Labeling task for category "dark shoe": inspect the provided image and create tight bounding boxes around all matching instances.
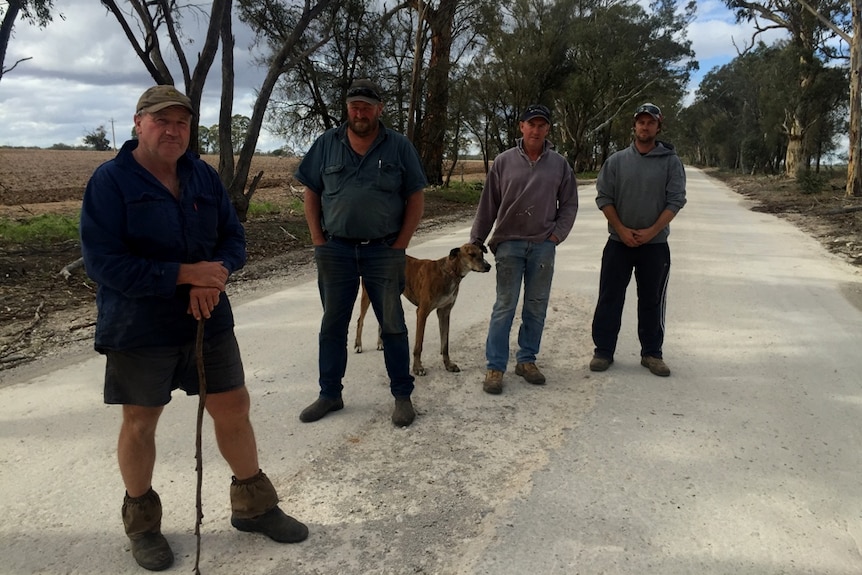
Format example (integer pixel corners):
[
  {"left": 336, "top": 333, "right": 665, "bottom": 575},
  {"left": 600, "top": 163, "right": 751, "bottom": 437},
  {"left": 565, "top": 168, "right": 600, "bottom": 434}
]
[
  {"left": 122, "top": 489, "right": 173, "bottom": 571},
  {"left": 392, "top": 397, "right": 415, "bottom": 427},
  {"left": 641, "top": 355, "right": 671, "bottom": 377},
  {"left": 589, "top": 356, "right": 612, "bottom": 372},
  {"left": 232, "top": 506, "right": 309, "bottom": 543},
  {"left": 299, "top": 396, "right": 344, "bottom": 422},
  {"left": 515, "top": 362, "right": 546, "bottom": 385},
  {"left": 483, "top": 370, "right": 503, "bottom": 394},
  {"left": 129, "top": 532, "right": 174, "bottom": 571}
]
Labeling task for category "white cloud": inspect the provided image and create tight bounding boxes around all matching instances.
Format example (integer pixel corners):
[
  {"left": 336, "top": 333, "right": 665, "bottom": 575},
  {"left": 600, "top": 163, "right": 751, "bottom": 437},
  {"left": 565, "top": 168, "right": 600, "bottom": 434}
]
[
  {"left": 0, "top": 0, "right": 276, "bottom": 150},
  {"left": 1, "top": 0, "right": 795, "bottom": 148}
]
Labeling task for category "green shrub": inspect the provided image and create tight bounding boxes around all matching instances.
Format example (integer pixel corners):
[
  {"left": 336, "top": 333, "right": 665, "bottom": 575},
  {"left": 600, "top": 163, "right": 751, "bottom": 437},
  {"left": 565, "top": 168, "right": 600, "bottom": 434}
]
[{"left": 796, "top": 171, "right": 828, "bottom": 195}]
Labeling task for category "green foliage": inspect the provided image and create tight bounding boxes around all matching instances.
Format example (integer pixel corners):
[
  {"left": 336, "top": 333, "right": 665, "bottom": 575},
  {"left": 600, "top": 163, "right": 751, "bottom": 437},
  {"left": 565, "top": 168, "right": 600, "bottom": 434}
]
[
  {"left": 796, "top": 171, "right": 828, "bottom": 195},
  {"left": 83, "top": 125, "right": 111, "bottom": 151},
  {"left": 247, "top": 200, "right": 282, "bottom": 216},
  {"left": 430, "top": 181, "right": 483, "bottom": 204},
  {"left": 0, "top": 213, "right": 79, "bottom": 245}
]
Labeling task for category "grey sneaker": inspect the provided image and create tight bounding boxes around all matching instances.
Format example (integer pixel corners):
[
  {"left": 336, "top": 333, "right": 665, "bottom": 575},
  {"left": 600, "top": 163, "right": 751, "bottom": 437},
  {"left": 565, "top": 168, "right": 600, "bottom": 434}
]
[
  {"left": 392, "top": 397, "right": 416, "bottom": 426},
  {"left": 641, "top": 356, "right": 670, "bottom": 377},
  {"left": 515, "top": 362, "right": 546, "bottom": 385},
  {"left": 589, "top": 356, "right": 612, "bottom": 372},
  {"left": 483, "top": 370, "right": 503, "bottom": 394}
]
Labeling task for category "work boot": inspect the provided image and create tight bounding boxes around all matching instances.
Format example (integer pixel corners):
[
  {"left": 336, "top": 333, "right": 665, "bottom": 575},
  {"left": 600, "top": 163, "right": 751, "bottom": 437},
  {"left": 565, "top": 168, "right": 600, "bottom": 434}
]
[
  {"left": 641, "top": 355, "right": 671, "bottom": 377},
  {"left": 515, "top": 362, "right": 546, "bottom": 385},
  {"left": 299, "top": 395, "right": 344, "bottom": 422},
  {"left": 392, "top": 396, "right": 416, "bottom": 427},
  {"left": 483, "top": 370, "right": 503, "bottom": 394},
  {"left": 122, "top": 488, "right": 174, "bottom": 571},
  {"left": 230, "top": 470, "right": 308, "bottom": 543},
  {"left": 589, "top": 356, "right": 612, "bottom": 372}
]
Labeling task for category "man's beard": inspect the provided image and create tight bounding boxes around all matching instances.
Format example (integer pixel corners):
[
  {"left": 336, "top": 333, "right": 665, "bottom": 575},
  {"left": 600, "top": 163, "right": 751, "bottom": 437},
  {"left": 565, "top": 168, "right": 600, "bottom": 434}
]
[{"left": 349, "top": 117, "right": 376, "bottom": 137}]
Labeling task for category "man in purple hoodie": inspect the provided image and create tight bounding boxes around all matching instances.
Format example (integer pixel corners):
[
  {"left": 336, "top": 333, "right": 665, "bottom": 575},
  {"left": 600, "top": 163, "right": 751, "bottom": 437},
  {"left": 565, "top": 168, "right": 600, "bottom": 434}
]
[{"left": 470, "top": 104, "right": 579, "bottom": 394}]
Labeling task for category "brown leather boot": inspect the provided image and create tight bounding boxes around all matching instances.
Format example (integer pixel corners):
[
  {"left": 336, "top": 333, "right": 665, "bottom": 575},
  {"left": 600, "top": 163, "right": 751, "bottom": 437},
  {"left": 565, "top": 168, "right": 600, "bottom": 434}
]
[
  {"left": 230, "top": 470, "right": 308, "bottom": 543},
  {"left": 122, "top": 488, "right": 174, "bottom": 571}
]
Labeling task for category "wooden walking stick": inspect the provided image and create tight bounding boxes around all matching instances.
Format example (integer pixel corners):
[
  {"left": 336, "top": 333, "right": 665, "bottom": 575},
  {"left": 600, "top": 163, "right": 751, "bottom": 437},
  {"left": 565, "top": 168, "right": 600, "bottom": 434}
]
[{"left": 193, "top": 317, "right": 207, "bottom": 575}]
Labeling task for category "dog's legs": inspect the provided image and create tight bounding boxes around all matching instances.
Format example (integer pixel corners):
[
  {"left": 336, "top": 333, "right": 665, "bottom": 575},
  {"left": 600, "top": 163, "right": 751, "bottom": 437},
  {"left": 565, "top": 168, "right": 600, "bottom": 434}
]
[
  {"left": 437, "top": 304, "right": 459, "bottom": 372},
  {"left": 412, "top": 306, "right": 432, "bottom": 376},
  {"left": 354, "top": 285, "right": 371, "bottom": 353}
]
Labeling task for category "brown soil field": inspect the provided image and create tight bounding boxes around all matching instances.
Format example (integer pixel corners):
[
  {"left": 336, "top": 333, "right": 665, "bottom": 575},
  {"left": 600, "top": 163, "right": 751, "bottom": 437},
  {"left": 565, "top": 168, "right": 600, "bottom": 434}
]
[{"left": 0, "top": 148, "right": 860, "bottom": 373}]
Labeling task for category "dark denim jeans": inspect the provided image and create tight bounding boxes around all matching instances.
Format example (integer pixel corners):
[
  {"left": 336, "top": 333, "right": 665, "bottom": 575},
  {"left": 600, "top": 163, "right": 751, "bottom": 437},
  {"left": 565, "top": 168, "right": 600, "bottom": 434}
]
[
  {"left": 313, "top": 238, "right": 414, "bottom": 399},
  {"left": 591, "top": 239, "right": 670, "bottom": 360},
  {"left": 485, "top": 239, "right": 556, "bottom": 371}
]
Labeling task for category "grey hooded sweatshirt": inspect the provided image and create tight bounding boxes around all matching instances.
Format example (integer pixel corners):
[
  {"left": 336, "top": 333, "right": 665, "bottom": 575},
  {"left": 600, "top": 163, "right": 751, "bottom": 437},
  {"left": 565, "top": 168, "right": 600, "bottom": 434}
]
[{"left": 595, "top": 141, "right": 687, "bottom": 244}]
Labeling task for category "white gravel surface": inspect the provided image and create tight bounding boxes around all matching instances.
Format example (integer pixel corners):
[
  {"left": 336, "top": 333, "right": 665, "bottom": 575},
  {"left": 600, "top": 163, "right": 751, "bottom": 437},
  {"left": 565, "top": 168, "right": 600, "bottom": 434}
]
[{"left": 1, "top": 167, "right": 861, "bottom": 574}]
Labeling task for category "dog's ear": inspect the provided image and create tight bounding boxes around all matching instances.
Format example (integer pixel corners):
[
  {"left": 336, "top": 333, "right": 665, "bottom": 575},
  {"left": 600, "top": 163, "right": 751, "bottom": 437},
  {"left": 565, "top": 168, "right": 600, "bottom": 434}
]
[{"left": 449, "top": 247, "right": 460, "bottom": 259}]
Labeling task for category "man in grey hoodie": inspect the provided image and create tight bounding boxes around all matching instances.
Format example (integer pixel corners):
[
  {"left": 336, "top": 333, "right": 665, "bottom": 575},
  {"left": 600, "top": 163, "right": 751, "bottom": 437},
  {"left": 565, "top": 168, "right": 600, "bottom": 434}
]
[
  {"left": 470, "top": 104, "right": 579, "bottom": 394},
  {"left": 589, "top": 103, "right": 687, "bottom": 376}
]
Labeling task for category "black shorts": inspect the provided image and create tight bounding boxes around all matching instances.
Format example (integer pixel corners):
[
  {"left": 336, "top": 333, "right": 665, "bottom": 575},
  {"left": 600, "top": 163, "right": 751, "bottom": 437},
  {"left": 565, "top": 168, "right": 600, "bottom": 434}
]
[{"left": 103, "top": 330, "right": 245, "bottom": 407}]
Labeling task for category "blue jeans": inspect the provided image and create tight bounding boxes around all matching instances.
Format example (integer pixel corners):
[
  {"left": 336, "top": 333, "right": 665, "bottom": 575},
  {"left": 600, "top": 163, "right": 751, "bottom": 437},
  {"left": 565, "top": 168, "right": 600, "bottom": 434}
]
[
  {"left": 314, "top": 238, "right": 414, "bottom": 399},
  {"left": 486, "top": 240, "right": 556, "bottom": 372}
]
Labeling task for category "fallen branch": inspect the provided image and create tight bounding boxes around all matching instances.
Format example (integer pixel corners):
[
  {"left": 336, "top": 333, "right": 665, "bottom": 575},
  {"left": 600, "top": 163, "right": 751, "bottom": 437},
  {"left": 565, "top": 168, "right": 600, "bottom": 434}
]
[
  {"left": 822, "top": 205, "right": 862, "bottom": 216},
  {"left": 59, "top": 257, "right": 84, "bottom": 280}
]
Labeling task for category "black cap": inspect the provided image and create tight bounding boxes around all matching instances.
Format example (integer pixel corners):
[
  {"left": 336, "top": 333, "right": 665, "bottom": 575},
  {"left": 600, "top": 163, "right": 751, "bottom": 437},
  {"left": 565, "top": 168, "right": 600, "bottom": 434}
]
[
  {"left": 520, "top": 104, "right": 551, "bottom": 123},
  {"left": 346, "top": 79, "right": 383, "bottom": 104}
]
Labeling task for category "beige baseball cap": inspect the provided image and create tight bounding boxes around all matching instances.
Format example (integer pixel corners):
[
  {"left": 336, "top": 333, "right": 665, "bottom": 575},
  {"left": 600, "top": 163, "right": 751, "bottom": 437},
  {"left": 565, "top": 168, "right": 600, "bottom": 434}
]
[{"left": 136, "top": 85, "right": 194, "bottom": 115}]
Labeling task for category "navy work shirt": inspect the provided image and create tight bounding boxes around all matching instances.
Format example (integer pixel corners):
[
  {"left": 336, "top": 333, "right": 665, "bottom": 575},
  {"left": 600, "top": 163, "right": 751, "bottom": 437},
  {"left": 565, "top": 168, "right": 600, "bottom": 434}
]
[{"left": 80, "top": 140, "right": 246, "bottom": 351}]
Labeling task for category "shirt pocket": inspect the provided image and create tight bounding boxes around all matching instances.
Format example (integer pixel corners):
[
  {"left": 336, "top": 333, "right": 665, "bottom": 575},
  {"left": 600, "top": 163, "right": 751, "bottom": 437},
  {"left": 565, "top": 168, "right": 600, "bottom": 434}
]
[
  {"left": 376, "top": 161, "right": 404, "bottom": 194},
  {"left": 322, "top": 164, "right": 345, "bottom": 194},
  {"left": 126, "top": 193, "right": 178, "bottom": 252}
]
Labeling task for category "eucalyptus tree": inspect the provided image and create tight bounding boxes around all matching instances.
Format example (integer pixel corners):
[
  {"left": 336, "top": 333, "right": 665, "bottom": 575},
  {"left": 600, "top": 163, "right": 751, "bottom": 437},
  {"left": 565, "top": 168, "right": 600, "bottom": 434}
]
[
  {"left": 553, "top": 0, "right": 696, "bottom": 171},
  {"left": 102, "top": 0, "right": 340, "bottom": 220},
  {"left": 724, "top": 0, "right": 851, "bottom": 177},
  {"left": 259, "top": 0, "right": 384, "bottom": 152},
  {"left": 0, "top": 0, "right": 61, "bottom": 83},
  {"left": 681, "top": 43, "right": 798, "bottom": 172}
]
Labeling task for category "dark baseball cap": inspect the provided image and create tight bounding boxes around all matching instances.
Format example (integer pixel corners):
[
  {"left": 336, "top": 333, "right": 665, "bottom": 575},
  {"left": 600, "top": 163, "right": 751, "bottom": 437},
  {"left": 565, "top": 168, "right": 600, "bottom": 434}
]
[
  {"left": 634, "top": 102, "right": 662, "bottom": 122},
  {"left": 520, "top": 104, "right": 551, "bottom": 123},
  {"left": 136, "top": 85, "right": 194, "bottom": 115},
  {"left": 346, "top": 79, "right": 383, "bottom": 104}
]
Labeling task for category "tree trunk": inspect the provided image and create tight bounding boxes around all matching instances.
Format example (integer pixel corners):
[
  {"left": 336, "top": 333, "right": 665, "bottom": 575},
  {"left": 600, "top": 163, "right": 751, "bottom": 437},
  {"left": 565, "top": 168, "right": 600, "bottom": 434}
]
[
  {"left": 848, "top": 0, "right": 862, "bottom": 198},
  {"left": 0, "top": 1, "right": 22, "bottom": 83},
  {"left": 414, "top": 0, "right": 456, "bottom": 186}
]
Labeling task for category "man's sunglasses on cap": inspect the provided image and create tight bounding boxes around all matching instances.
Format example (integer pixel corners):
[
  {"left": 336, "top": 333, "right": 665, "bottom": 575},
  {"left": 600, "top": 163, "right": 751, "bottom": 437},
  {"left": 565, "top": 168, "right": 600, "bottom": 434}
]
[
  {"left": 347, "top": 86, "right": 381, "bottom": 101},
  {"left": 634, "top": 103, "right": 662, "bottom": 120}
]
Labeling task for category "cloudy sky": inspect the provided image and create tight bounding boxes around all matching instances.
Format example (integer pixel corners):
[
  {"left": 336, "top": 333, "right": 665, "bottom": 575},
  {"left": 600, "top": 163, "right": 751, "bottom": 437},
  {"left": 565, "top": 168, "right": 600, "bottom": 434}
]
[{"left": 0, "top": 0, "right": 784, "bottom": 151}]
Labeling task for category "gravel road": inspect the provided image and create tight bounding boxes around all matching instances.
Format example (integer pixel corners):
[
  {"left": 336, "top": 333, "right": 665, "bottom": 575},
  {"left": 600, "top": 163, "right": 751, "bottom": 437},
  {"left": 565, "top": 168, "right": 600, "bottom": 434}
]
[{"left": 2, "top": 167, "right": 861, "bottom": 574}]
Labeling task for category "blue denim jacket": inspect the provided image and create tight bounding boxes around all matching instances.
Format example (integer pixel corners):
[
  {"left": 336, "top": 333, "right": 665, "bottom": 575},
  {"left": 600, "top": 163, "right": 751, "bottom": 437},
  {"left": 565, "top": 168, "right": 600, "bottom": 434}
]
[{"left": 80, "top": 140, "right": 246, "bottom": 351}]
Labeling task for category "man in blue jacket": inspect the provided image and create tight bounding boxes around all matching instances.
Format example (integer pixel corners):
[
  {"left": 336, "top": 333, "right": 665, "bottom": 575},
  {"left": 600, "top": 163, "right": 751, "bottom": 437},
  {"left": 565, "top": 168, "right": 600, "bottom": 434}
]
[
  {"left": 589, "top": 103, "right": 687, "bottom": 376},
  {"left": 80, "top": 85, "right": 307, "bottom": 571}
]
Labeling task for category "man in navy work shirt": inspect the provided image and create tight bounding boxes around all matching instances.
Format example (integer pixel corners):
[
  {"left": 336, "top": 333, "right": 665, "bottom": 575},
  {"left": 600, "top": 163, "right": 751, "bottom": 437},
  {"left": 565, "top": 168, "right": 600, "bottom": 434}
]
[
  {"left": 295, "top": 78, "right": 427, "bottom": 427},
  {"left": 80, "top": 85, "right": 308, "bottom": 571}
]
